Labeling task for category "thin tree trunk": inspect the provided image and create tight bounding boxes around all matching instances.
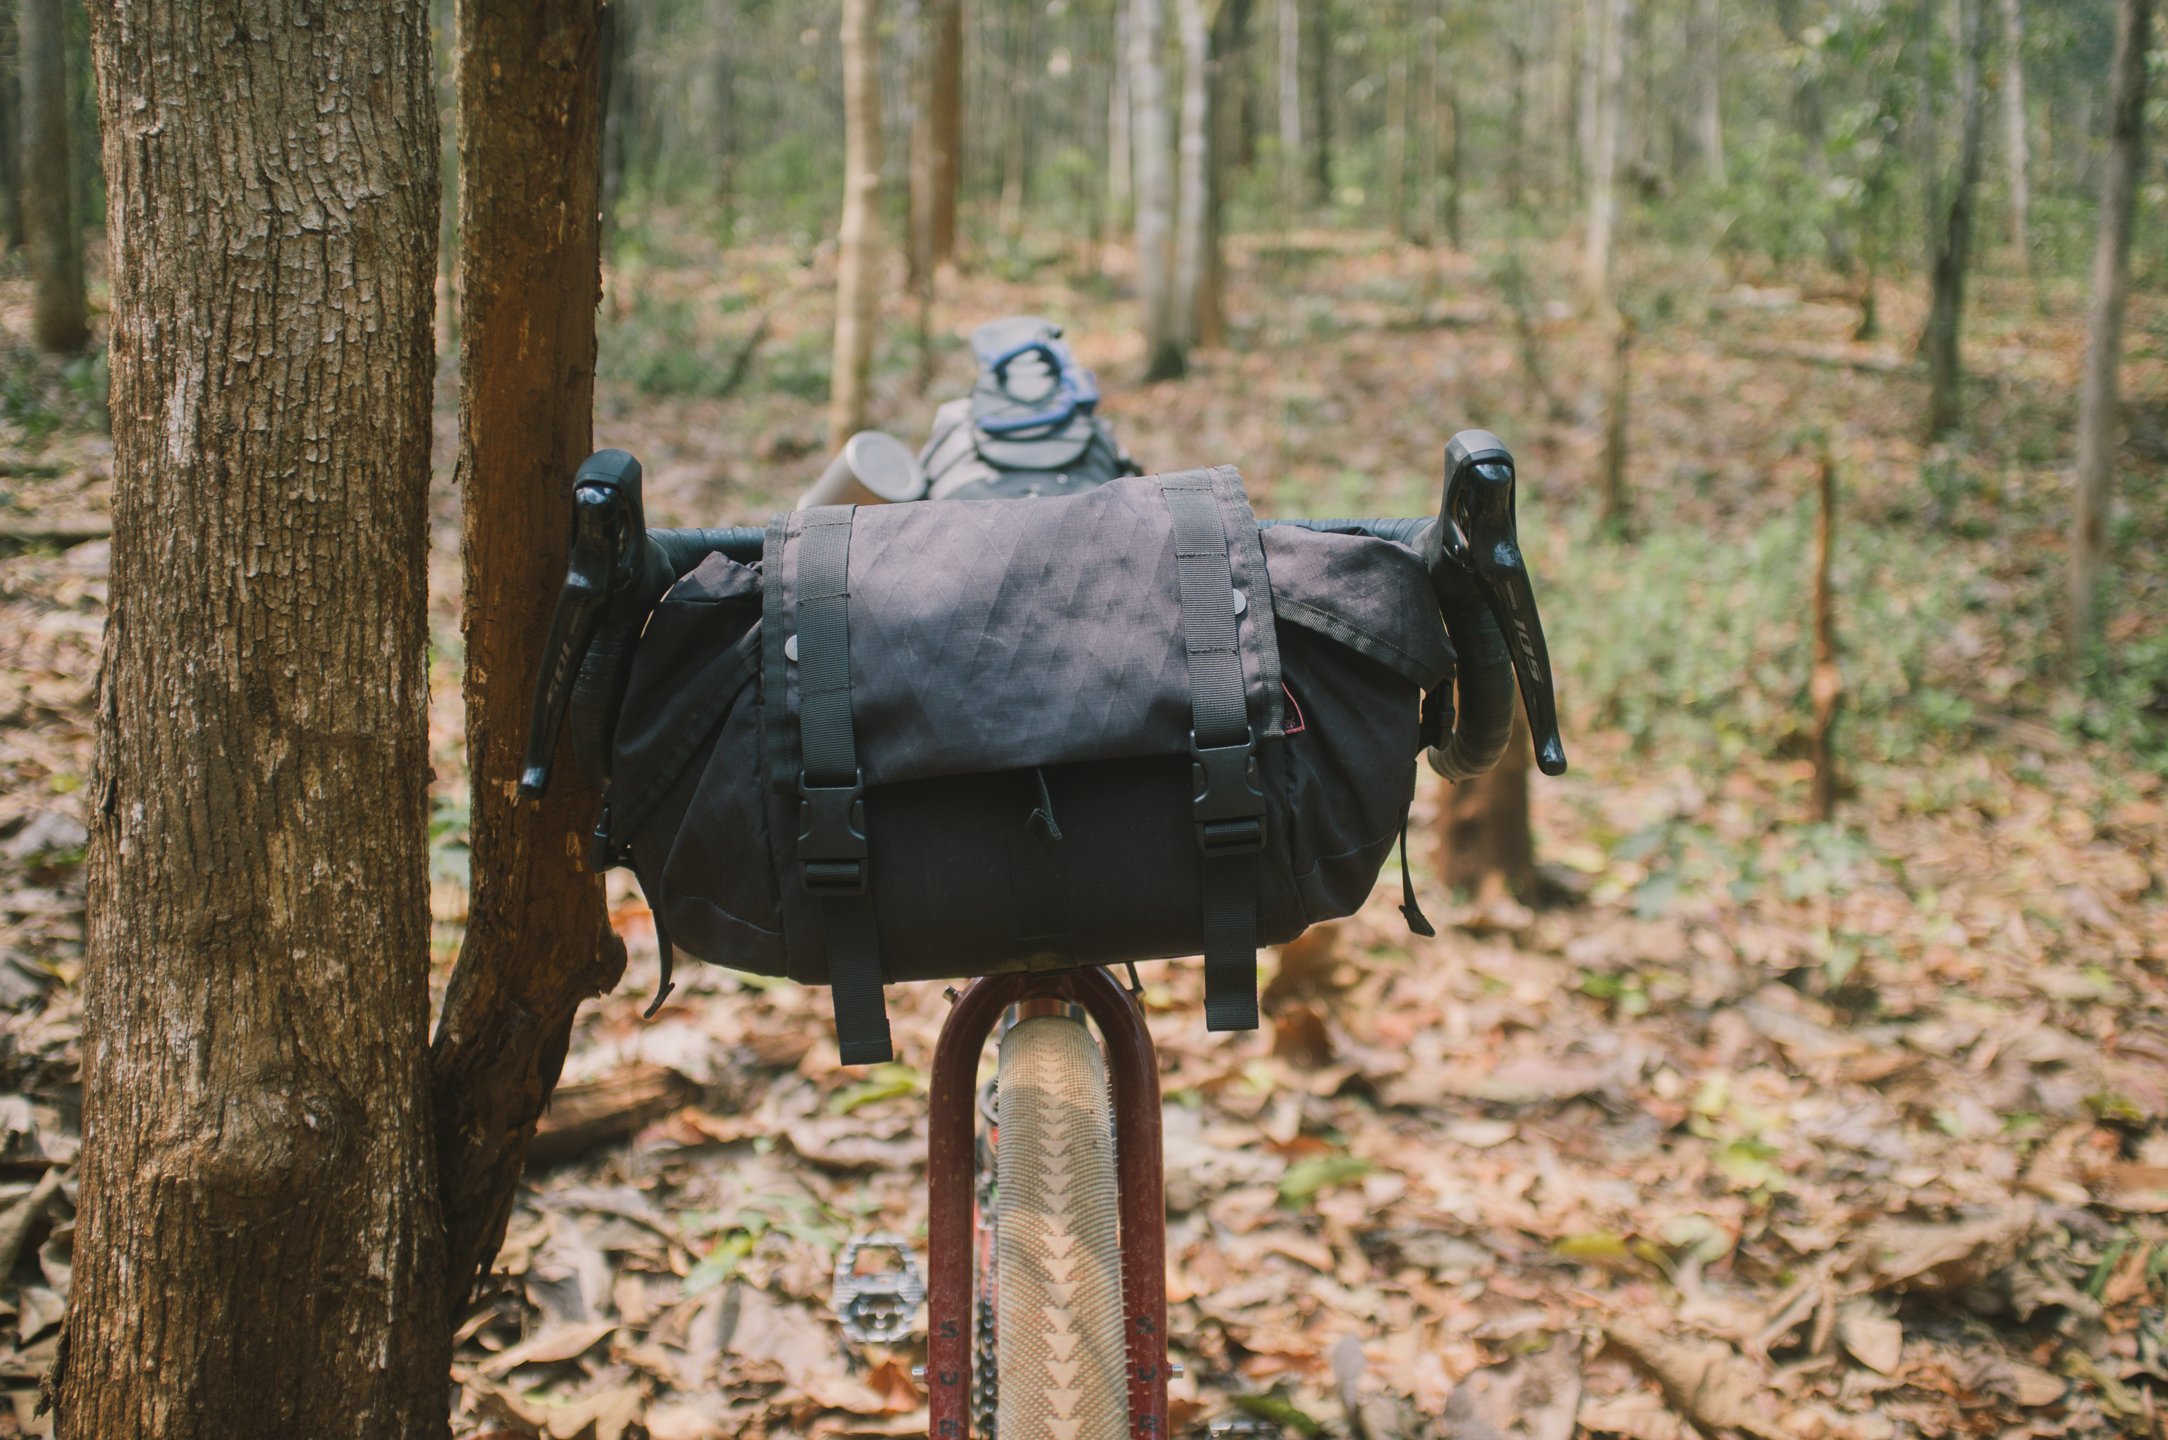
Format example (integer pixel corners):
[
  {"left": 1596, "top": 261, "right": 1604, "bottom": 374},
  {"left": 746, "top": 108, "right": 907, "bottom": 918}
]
[
  {"left": 1386, "top": 3, "right": 1408, "bottom": 238},
  {"left": 1601, "top": 310, "right": 1634, "bottom": 530},
  {"left": 1133, "top": 0, "right": 1180, "bottom": 380},
  {"left": 63, "top": 0, "right": 448, "bottom": 1432},
  {"left": 1435, "top": 707, "right": 1536, "bottom": 904},
  {"left": 1170, "top": 0, "right": 1208, "bottom": 356},
  {"left": 830, "top": 0, "right": 882, "bottom": 445},
  {"left": 714, "top": 0, "right": 737, "bottom": 244},
  {"left": 1416, "top": 0, "right": 1439, "bottom": 245},
  {"left": 912, "top": 0, "right": 960, "bottom": 279},
  {"left": 1809, "top": 440, "right": 1841, "bottom": 822},
  {"left": 1506, "top": 33, "right": 1527, "bottom": 216},
  {"left": 20, "top": 0, "right": 85, "bottom": 352},
  {"left": 1696, "top": 0, "right": 1722, "bottom": 184},
  {"left": 1307, "top": 0, "right": 1329, "bottom": 203},
  {"left": 1999, "top": 0, "right": 2031, "bottom": 279},
  {"left": 928, "top": 0, "right": 960, "bottom": 264},
  {"left": 1198, "top": 0, "right": 1248, "bottom": 347},
  {"left": 998, "top": 0, "right": 1031, "bottom": 243},
  {"left": 1922, "top": 0, "right": 1989, "bottom": 442},
  {"left": 0, "top": 4, "right": 23, "bottom": 254},
  {"left": 1583, "top": 0, "right": 1627, "bottom": 313},
  {"left": 431, "top": 0, "right": 622, "bottom": 1314},
  {"left": 1276, "top": 0, "right": 1300, "bottom": 212},
  {"left": 1108, "top": 1, "right": 1134, "bottom": 253},
  {"left": 2068, "top": 0, "right": 2154, "bottom": 675}
]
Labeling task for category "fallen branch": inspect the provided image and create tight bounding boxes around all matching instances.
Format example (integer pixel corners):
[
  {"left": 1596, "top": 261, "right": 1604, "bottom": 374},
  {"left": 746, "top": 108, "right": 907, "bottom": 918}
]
[
  {"left": 1724, "top": 339, "right": 1914, "bottom": 375},
  {"left": 527, "top": 1063, "right": 699, "bottom": 1168},
  {"left": 716, "top": 257, "right": 829, "bottom": 399},
  {"left": 0, "top": 516, "right": 109, "bottom": 544}
]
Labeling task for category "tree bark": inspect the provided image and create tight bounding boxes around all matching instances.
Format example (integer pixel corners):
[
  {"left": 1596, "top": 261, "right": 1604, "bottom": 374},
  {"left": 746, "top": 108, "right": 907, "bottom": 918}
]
[
  {"left": 1169, "top": 0, "right": 1209, "bottom": 357},
  {"left": 1435, "top": 708, "right": 1536, "bottom": 904},
  {"left": 1582, "top": 0, "right": 1627, "bottom": 313},
  {"left": 1999, "top": 0, "right": 2031, "bottom": 275},
  {"left": 1276, "top": 0, "right": 1300, "bottom": 212},
  {"left": 0, "top": 4, "right": 23, "bottom": 254},
  {"left": 1809, "top": 441, "right": 1841, "bottom": 822},
  {"left": 2068, "top": 0, "right": 2153, "bottom": 676},
  {"left": 911, "top": 0, "right": 961, "bottom": 277},
  {"left": 1109, "top": 0, "right": 1133, "bottom": 246},
  {"left": 829, "top": 0, "right": 882, "bottom": 446},
  {"left": 1922, "top": 0, "right": 1989, "bottom": 442},
  {"left": 19, "top": 0, "right": 85, "bottom": 352},
  {"left": 1306, "top": 0, "right": 1330, "bottom": 204},
  {"left": 1601, "top": 310, "right": 1634, "bottom": 530},
  {"left": 1198, "top": 0, "right": 1248, "bottom": 347},
  {"left": 64, "top": 1, "right": 448, "bottom": 1433},
  {"left": 432, "top": 0, "right": 623, "bottom": 1315},
  {"left": 1695, "top": 0, "right": 1722, "bottom": 185},
  {"left": 1132, "top": 0, "right": 1180, "bottom": 381}
]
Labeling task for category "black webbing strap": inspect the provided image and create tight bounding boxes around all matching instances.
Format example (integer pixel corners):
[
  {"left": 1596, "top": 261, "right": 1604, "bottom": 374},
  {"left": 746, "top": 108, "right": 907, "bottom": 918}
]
[
  {"left": 1161, "top": 475, "right": 1264, "bottom": 1032},
  {"left": 793, "top": 508, "right": 892, "bottom": 1065}
]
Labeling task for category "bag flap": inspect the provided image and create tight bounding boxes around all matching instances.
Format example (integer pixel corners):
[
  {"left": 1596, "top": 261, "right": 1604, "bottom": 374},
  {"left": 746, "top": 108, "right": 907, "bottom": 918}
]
[
  {"left": 768, "top": 468, "right": 1282, "bottom": 789},
  {"left": 1259, "top": 526, "right": 1455, "bottom": 691}
]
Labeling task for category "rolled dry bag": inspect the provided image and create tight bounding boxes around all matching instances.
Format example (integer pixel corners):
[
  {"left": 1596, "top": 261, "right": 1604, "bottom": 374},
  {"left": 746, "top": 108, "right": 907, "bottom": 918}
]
[{"left": 591, "top": 468, "right": 1454, "bottom": 1063}]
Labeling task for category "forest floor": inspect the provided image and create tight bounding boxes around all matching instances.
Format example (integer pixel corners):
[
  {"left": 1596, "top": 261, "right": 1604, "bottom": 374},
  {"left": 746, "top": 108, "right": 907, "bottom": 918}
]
[{"left": 2, "top": 220, "right": 2166, "bottom": 1440}]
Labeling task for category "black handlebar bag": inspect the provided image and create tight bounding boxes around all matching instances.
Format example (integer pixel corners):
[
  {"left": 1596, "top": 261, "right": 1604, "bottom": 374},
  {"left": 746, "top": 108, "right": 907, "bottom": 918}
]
[{"left": 594, "top": 468, "right": 1454, "bottom": 1063}]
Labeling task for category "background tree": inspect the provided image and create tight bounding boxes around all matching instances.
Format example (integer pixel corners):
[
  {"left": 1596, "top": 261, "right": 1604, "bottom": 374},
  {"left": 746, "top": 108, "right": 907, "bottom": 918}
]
[
  {"left": 1582, "top": 0, "right": 1626, "bottom": 313},
  {"left": 829, "top": 0, "right": 881, "bottom": 446},
  {"left": 62, "top": 0, "right": 447, "bottom": 1431},
  {"left": 431, "top": 0, "right": 623, "bottom": 1311},
  {"left": 909, "top": 0, "right": 962, "bottom": 278},
  {"left": 0, "top": 5, "right": 23, "bottom": 255},
  {"left": 18, "top": 0, "right": 84, "bottom": 352},
  {"left": 2068, "top": 0, "right": 2153, "bottom": 677},
  {"left": 1999, "top": 0, "right": 2031, "bottom": 286},
  {"left": 1920, "top": 0, "right": 1988, "bottom": 441},
  {"left": 1133, "top": 0, "right": 1181, "bottom": 380},
  {"left": 1169, "top": 0, "right": 1210, "bottom": 365}
]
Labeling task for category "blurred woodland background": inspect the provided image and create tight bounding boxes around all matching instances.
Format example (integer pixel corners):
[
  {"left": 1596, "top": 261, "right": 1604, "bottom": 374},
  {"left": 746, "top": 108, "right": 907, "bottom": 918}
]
[{"left": 3, "top": 0, "right": 2168, "bottom": 1437}]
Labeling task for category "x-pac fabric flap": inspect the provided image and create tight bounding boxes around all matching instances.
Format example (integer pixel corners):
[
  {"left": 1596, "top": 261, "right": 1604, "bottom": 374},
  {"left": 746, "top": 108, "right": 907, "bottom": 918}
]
[{"left": 763, "top": 468, "right": 1451, "bottom": 790}]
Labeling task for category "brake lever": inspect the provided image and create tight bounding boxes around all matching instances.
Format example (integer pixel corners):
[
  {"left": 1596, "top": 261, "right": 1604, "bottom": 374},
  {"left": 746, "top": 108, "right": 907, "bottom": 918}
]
[
  {"left": 1438, "top": 430, "right": 1568, "bottom": 777},
  {"left": 518, "top": 450, "right": 648, "bottom": 799}
]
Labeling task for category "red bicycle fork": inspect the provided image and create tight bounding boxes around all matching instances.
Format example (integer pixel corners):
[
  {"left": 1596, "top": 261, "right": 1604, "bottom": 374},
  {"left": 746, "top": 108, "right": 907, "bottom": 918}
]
[{"left": 926, "top": 968, "right": 1171, "bottom": 1440}]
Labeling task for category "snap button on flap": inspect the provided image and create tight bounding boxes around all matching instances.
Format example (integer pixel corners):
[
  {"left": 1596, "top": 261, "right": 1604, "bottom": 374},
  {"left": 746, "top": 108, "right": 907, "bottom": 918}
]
[
  {"left": 784, "top": 633, "right": 799, "bottom": 663},
  {"left": 1232, "top": 588, "right": 1246, "bottom": 616}
]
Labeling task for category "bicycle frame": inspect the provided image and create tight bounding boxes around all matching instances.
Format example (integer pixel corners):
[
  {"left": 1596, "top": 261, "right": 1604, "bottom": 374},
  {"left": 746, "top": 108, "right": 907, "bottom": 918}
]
[{"left": 926, "top": 968, "right": 1170, "bottom": 1440}]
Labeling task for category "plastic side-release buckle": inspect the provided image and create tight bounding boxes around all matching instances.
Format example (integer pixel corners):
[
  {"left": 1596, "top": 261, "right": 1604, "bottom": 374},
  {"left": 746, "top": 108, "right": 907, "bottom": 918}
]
[
  {"left": 1190, "top": 731, "right": 1266, "bottom": 856},
  {"left": 799, "top": 770, "right": 869, "bottom": 894}
]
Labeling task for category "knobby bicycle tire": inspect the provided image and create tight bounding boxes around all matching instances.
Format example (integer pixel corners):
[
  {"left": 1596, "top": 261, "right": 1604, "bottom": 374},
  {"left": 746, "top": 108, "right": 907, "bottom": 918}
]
[{"left": 994, "top": 1015, "right": 1128, "bottom": 1440}]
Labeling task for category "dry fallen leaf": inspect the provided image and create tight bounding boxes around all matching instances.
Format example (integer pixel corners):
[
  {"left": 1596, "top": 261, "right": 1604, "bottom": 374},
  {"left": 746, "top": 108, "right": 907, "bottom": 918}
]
[
  {"left": 1602, "top": 1318, "right": 1788, "bottom": 1440},
  {"left": 477, "top": 1319, "right": 619, "bottom": 1378},
  {"left": 1835, "top": 1308, "right": 1904, "bottom": 1376}
]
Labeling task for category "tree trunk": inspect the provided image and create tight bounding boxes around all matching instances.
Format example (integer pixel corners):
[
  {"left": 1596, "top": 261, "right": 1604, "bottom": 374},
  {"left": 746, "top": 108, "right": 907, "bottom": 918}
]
[
  {"left": 713, "top": 0, "right": 738, "bottom": 244},
  {"left": 1109, "top": 1, "right": 1133, "bottom": 247},
  {"left": 2068, "top": 0, "right": 2153, "bottom": 676},
  {"left": 1132, "top": 0, "right": 1180, "bottom": 380},
  {"left": 912, "top": 0, "right": 961, "bottom": 278},
  {"left": 1582, "top": 0, "right": 1627, "bottom": 313},
  {"left": 1276, "top": 0, "right": 1300, "bottom": 212},
  {"left": 1601, "top": 310, "right": 1634, "bottom": 530},
  {"left": 0, "top": 4, "right": 23, "bottom": 254},
  {"left": 1435, "top": 708, "right": 1537, "bottom": 904},
  {"left": 1809, "top": 440, "right": 1841, "bottom": 822},
  {"left": 1198, "top": 0, "right": 1248, "bottom": 347},
  {"left": 432, "top": 0, "right": 622, "bottom": 1315},
  {"left": 63, "top": 1, "right": 447, "bottom": 1433},
  {"left": 998, "top": 0, "right": 1031, "bottom": 243},
  {"left": 1385, "top": 3, "right": 1408, "bottom": 238},
  {"left": 19, "top": 0, "right": 85, "bottom": 352},
  {"left": 1169, "top": 0, "right": 1208, "bottom": 357},
  {"left": 1999, "top": 0, "right": 2031, "bottom": 275},
  {"left": 1307, "top": 0, "right": 1329, "bottom": 203},
  {"left": 1921, "top": 0, "right": 1989, "bottom": 442},
  {"left": 830, "top": 0, "right": 882, "bottom": 446},
  {"left": 1696, "top": 0, "right": 1722, "bottom": 185}
]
